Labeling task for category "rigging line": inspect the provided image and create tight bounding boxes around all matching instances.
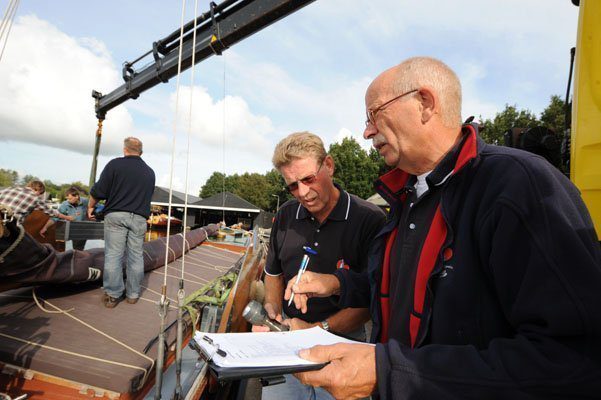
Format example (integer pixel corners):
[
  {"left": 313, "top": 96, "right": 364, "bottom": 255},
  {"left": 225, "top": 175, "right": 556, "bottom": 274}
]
[
  {"left": 157, "top": 1, "right": 188, "bottom": 398},
  {"left": 140, "top": 285, "right": 178, "bottom": 306},
  {"left": 0, "top": 0, "right": 17, "bottom": 41},
  {"left": 150, "top": 270, "right": 208, "bottom": 285},
  {"left": 196, "top": 243, "right": 246, "bottom": 256},
  {"left": 30, "top": 289, "right": 155, "bottom": 371},
  {"left": 162, "top": 0, "right": 188, "bottom": 286},
  {"left": 194, "top": 247, "right": 242, "bottom": 261},
  {"left": 0, "top": 0, "right": 19, "bottom": 63},
  {"left": 187, "top": 253, "right": 239, "bottom": 266},
  {"left": 179, "top": 0, "right": 199, "bottom": 280},
  {"left": 0, "top": 0, "right": 14, "bottom": 45},
  {"left": 221, "top": 52, "right": 226, "bottom": 223},
  {"left": 170, "top": 257, "right": 230, "bottom": 271},
  {"left": 164, "top": 265, "right": 219, "bottom": 281},
  {"left": 0, "top": 331, "right": 151, "bottom": 381}
]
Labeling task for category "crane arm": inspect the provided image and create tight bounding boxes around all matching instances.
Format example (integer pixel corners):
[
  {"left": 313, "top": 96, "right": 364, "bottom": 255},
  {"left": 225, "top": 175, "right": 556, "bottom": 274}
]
[{"left": 93, "top": 0, "right": 315, "bottom": 120}]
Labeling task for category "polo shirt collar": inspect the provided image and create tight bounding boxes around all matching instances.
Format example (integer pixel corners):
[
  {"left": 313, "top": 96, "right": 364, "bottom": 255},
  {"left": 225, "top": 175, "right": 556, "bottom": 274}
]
[{"left": 296, "top": 183, "right": 351, "bottom": 222}]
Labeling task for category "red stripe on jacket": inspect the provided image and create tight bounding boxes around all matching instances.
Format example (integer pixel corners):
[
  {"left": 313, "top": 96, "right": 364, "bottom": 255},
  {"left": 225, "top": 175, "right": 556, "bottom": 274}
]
[{"left": 378, "top": 125, "right": 478, "bottom": 346}]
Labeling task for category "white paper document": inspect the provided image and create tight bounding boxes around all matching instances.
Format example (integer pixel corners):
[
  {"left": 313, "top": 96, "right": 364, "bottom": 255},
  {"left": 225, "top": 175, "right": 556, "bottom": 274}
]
[{"left": 193, "top": 326, "right": 369, "bottom": 368}]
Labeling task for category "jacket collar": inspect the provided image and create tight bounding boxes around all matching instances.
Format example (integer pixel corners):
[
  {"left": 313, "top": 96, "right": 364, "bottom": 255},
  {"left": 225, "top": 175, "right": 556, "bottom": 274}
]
[
  {"left": 296, "top": 183, "right": 351, "bottom": 222},
  {"left": 375, "top": 123, "right": 480, "bottom": 205}
]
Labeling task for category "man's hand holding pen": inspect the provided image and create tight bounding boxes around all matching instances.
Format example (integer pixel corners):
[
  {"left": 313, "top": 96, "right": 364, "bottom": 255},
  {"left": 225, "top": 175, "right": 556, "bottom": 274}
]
[{"left": 284, "top": 271, "right": 341, "bottom": 314}]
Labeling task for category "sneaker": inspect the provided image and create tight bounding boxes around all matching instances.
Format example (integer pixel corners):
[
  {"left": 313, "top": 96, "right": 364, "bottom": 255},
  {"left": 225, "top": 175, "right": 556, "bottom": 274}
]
[
  {"left": 126, "top": 297, "right": 139, "bottom": 304},
  {"left": 103, "top": 293, "right": 124, "bottom": 308}
]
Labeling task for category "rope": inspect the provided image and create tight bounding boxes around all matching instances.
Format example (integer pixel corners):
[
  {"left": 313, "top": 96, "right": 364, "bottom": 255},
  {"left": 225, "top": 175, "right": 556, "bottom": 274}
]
[
  {"left": 141, "top": 285, "right": 177, "bottom": 305},
  {"left": 221, "top": 52, "right": 227, "bottom": 223},
  {"left": 0, "top": 223, "right": 24, "bottom": 264},
  {"left": 164, "top": 265, "right": 223, "bottom": 280},
  {"left": 0, "top": 331, "right": 150, "bottom": 381},
  {"left": 32, "top": 289, "right": 74, "bottom": 314},
  {"left": 179, "top": 0, "right": 199, "bottom": 280},
  {"left": 173, "top": 258, "right": 230, "bottom": 271},
  {"left": 150, "top": 270, "right": 207, "bottom": 285},
  {"left": 0, "top": 0, "right": 19, "bottom": 63},
  {"left": 28, "top": 289, "right": 154, "bottom": 388},
  {"left": 162, "top": 0, "right": 188, "bottom": 287},
  {"left": 192, "top": 245, "right": 242, "bottom": 259}
]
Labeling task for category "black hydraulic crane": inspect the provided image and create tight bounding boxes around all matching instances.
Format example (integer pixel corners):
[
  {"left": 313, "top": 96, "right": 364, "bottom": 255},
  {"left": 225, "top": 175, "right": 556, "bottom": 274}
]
[{"left": 89, "top": 0, "right": 315, "bottom": 187}]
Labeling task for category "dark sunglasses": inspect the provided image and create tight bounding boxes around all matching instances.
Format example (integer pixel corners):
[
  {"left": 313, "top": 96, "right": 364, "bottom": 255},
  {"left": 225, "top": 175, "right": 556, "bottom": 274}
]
[
  {"left": 285, "top": 161, "right": 324, "bottom": 193},
  {"left": 365, "top": 89, "right": 418, "bottom": 127}
]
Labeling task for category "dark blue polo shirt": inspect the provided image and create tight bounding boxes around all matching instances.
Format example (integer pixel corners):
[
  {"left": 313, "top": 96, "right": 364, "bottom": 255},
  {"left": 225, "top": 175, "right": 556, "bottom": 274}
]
[
  {"left": 90, "top": 155, "right": 155, "bottom": 219},
  {"left": 265, "top": 186, "right": 386, "bottom": 322}
]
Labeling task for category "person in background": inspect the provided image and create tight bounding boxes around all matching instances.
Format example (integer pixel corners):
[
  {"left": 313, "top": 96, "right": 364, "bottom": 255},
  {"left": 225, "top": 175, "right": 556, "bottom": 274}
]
[
  {"left": 288, "top": 57, "right": 601, "bottom": 399},
  {"left": 88, "top": 137, "right": 155, "bottom": 308},
  {"left": 255, "top": 131, "right": 386, "bottom": 400},
  {"left": 0, "top": 180, "right": 73, "bottom": 226},
  {"left": 40, "top": 187, "right": 89, "bottom": 250}
]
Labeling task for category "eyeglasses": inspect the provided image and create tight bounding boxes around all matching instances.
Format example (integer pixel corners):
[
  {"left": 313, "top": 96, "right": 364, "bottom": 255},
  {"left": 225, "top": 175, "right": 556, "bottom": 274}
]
[
  {"left": 285, "top": 161, "right": 324, "bottom": 193},
  {"left": 365, "top": 89, "right": 418, "bottom": 127}
]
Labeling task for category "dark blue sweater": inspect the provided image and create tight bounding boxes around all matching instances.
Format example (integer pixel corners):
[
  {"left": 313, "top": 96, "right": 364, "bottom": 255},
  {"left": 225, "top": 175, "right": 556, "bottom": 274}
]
[
  {"left": 90, "top": 156, "right": 155, "bottom": 218},
  {"left": 337, "top": 126, "right": 601, "bottom": 399}
]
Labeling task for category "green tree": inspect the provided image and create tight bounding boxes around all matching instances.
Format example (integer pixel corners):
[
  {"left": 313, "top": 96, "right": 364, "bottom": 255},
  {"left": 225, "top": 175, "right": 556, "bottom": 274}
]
[
  {"left": 0, "top": 169, "right": 18, "bottom": 187},
  {"left": 20, "top": 174, "right": 40, "bottom": 185},
  {"left": 368, "top": 147, "right": 390, "bottom": 177},
  {"left": 235, "top": 173, "right": 271, "bottom": 210},
  {"left": 265, "top": 168, "right": 291, "bottom": 211},
  {"left": 540, "top": 95, "right": 567, "bottom": 137},
  {"left": 200, "top": 172, "right": 240, "bottom": 198},
  {"left": 329, "top": 137, "right": 380, "bottom": 199},
  {"left": 479, "top": 104, "right": 539, "bottom": 145}
]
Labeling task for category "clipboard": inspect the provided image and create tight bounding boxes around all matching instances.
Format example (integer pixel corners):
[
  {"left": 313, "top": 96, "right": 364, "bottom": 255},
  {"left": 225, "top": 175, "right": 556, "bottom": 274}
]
[
  {"left": 190, "top": 335, "right": 328, "bottom": 382},
  {"left": 207, "top": 360, "right": 328, "bottom": 382}
]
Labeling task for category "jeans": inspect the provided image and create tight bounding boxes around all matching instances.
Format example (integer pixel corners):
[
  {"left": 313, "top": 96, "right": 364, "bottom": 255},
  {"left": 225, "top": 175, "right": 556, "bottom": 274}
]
[
  {"left": 262, "top": 325, "right": 367, "bottom": 400},
  {"left": 103, "top": 212, "right": 147, "bottom": 299}
]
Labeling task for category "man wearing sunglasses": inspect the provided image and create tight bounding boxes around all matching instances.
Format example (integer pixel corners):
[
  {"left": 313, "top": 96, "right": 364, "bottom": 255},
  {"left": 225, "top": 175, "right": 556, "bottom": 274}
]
[
  {"left": 287, "top": 57, "right": 601, "bottom": 400},
  {"left": 256, "top": 131, "right": 386, "bottom": 400}
]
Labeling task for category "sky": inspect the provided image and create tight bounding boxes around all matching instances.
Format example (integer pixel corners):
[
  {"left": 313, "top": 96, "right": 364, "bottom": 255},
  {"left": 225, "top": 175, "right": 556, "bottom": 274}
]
[{"left": 0, "top": 0, "right": 580, "bottom": 196}]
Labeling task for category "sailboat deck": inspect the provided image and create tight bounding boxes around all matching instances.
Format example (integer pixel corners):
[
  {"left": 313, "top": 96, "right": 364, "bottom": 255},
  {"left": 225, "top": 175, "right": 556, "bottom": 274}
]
[{"left": 0, "top": 243, "right": 243, "bottom": 398}]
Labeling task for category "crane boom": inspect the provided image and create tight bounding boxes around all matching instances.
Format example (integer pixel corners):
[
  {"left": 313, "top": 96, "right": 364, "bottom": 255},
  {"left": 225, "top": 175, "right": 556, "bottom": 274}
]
[{"left": 92, "top": 0, "right": 315, "bottom": 120}]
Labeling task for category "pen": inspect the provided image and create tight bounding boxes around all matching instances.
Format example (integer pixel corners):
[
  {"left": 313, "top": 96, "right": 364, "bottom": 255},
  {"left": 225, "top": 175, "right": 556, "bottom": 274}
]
[
  {"left": 288, "top": 246, "right": 316, "bottom": 306},
  {"left": 288, "top": 255, "right": 309, "bottom": 306}
]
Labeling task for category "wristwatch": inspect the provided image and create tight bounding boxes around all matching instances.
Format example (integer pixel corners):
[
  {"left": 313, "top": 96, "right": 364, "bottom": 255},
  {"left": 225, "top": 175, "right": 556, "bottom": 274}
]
[{"left": 320, "top": 319, "right": 330, "bottom": 331}]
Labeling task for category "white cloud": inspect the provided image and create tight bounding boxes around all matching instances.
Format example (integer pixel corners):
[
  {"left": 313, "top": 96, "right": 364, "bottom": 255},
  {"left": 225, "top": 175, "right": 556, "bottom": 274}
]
[
  {"left": 0, "top": 15, "right": 133, "bottom": 155},
  {"left": 169, "top": 85, "right": 273, "bottom": 155},
  {"left": 158, "top": 173, "right": 185, "bottom": 193}
]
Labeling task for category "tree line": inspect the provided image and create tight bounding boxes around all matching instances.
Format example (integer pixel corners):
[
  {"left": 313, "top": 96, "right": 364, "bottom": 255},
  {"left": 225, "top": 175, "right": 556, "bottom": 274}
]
[{"left": 1, "top": 95, "right": 565, "bottom": 211}]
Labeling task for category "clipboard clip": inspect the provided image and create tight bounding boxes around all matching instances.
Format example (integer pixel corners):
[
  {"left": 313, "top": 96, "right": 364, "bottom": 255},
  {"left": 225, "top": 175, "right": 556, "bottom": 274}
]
[{"left": 195, "top": 335, "right": 227, "bottom": 362}]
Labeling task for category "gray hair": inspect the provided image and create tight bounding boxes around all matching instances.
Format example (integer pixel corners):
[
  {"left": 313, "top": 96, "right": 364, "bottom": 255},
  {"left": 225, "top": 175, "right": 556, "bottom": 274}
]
[
  {"left": 392, "top": 57, "right": 462, "bottom": 128},
  {"left": 124, "top": 137, "right": 143, "bottom": 155}
]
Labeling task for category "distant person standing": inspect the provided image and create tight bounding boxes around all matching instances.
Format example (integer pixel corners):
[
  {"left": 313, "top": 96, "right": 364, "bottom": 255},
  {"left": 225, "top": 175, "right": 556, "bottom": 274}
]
[
  {"left": 88, "top": 137, "right": 155, "bottom": 308},
  {"left": 40, "top": 187, "right": 89, "bottom": 250}
]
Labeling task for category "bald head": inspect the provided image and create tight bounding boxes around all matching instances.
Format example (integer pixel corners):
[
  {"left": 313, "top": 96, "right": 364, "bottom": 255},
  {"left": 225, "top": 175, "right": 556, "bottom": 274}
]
[
  {"left": 124, "top": 137, "right": 143, "bottom": 156},
  {"left": 363, "top": 57, "right": 464, "bottom": 174},
  {"left": 369, "top": 57, "right": 462, "bottom": 129}
]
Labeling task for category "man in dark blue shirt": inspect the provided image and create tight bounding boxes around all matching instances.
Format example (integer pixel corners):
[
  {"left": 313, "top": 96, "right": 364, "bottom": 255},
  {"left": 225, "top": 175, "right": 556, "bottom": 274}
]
[{"left": 88, "top": 137, "right": 155, "bottom": 308}]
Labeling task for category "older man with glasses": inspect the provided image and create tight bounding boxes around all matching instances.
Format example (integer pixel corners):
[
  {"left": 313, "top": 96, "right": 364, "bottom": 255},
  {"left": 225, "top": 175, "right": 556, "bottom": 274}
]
[
  {"left": 286, "top": 57, "right": 601, "bottom": 400},
  {"left": 253, "top": 131, "right": 386, "bottom": 400}
]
